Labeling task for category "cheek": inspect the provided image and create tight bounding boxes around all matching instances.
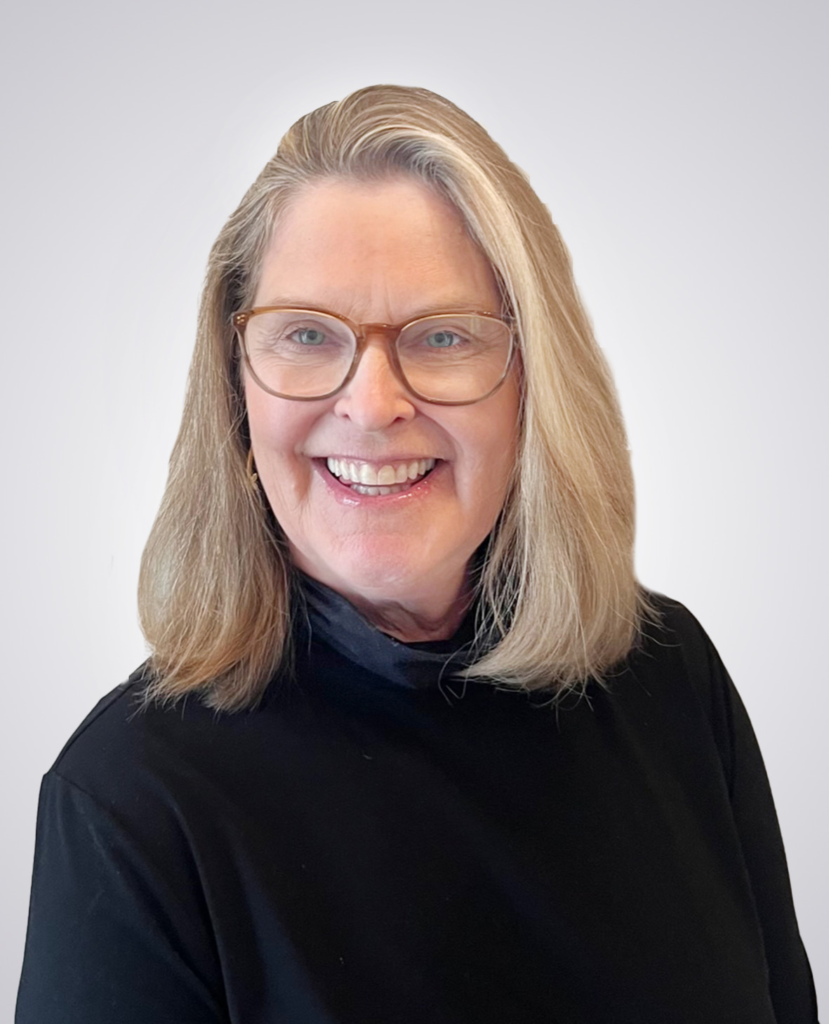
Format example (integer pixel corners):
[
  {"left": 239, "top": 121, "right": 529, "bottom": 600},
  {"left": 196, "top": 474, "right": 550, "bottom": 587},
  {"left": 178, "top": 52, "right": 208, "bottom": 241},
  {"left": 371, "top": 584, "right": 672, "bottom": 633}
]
[
  {"left": 244, "top": 384, "right": 313, "bottom": 498},
  {"left": 453, "top": 421, "right": 519, "bottom": 527},
  {"left": 460, "top": 387, "right": 520, "bottom": 499}
]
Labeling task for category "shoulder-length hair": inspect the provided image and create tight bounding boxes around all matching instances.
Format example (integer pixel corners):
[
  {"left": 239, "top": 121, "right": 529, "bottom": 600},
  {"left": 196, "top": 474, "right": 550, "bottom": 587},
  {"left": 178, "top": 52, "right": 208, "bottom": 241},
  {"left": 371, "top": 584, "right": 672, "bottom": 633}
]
[{"left": 138, "top": 84, "right": 654, "bottom": 711}]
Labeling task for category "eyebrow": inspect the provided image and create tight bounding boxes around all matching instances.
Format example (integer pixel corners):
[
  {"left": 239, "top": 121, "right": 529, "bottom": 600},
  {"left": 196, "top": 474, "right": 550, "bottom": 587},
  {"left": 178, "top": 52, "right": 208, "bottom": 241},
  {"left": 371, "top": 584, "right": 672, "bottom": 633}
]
[{"left": 253, "top": 298, "right": 503, "bottom": 321}]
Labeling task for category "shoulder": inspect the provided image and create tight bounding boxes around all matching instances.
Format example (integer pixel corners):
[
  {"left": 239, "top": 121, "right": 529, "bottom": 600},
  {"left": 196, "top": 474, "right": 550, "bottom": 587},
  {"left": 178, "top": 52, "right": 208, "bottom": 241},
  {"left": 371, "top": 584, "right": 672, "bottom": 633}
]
[
  {"left": 623, "top": 590, "right": 738, "bottom": 785},
  {"left": 44, "top": 668, "right": 182, "bottom": 818},
  {"left": 638, "top": 589, "right": 716, "bottom": 649},
  {"left": 51, "top": 669, "right": 144, "bottom": 771},
  {"left": 48, "top": 663, "right": 300, "bottom": 810},
  {"left": 632, "top": 590, "right": 731, "bottom": 699}
]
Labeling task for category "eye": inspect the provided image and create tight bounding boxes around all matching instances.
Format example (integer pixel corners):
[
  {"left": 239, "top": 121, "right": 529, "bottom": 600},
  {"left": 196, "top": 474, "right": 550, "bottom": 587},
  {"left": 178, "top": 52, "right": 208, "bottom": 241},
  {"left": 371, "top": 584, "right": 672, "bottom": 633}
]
[
  {"left": 425, "top": 330, "right": 462, "bottom": 348},
  {"left": 290, "top": 327, "right": 327, "bottom": 346}
]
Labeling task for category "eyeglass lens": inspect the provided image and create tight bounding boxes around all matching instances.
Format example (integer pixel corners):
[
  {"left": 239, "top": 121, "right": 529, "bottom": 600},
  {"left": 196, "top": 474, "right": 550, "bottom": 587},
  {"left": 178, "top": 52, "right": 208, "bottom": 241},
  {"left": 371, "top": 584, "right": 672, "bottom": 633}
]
[{"left": 242, "top": 310, "right": 512, "bottom": 402}]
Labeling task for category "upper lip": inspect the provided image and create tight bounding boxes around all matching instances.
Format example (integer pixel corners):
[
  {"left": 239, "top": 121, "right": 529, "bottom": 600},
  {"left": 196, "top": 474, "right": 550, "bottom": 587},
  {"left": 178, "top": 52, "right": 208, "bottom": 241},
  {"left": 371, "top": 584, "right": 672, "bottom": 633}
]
[{"left": 313, "top": 454, "right": 442, "bottom": 463}]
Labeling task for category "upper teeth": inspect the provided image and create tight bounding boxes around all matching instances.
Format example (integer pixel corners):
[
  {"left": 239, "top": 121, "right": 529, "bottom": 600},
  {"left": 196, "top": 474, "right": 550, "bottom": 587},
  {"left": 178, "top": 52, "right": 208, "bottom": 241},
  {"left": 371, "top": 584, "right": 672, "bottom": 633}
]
[{"left": 326, "top": 457, "right": 436, "bottom": 486}]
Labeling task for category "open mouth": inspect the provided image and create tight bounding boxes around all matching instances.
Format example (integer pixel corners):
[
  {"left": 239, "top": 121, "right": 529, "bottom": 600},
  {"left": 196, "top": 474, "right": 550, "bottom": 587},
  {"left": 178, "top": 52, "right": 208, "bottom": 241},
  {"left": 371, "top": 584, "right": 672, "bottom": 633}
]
[{"left": 324, "top": 457, "right": 437, "bottom": 496}]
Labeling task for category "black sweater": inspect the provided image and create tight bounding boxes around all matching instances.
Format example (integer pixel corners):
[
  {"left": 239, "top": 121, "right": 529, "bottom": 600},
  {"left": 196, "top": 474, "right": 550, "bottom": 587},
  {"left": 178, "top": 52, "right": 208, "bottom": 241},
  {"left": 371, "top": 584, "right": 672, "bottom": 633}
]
[{"left": 16, "top": 586, "right": 818, "bottom": 1023}]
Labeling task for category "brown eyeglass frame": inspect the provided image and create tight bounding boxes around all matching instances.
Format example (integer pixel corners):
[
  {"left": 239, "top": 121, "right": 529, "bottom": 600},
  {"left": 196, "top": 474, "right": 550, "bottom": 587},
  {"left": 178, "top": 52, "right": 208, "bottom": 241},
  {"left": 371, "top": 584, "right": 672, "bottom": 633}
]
[{"left": 232, "top": 306, "right": 516, "bottom": 406}]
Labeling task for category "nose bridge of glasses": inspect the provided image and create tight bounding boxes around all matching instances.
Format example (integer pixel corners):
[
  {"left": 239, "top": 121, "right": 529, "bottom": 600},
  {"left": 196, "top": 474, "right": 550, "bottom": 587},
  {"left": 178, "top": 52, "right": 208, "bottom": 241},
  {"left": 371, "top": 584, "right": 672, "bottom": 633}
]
[
  {"left": 355, "top": 322, "right": 403, "bottom": 347},
  {"left": 349, "top": 323, "right": 407, "bottom": 388}
]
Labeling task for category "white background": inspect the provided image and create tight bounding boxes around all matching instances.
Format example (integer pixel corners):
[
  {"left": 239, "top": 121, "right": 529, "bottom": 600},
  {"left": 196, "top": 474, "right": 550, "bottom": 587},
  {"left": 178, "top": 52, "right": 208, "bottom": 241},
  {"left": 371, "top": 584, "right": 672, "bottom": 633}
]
[{"left": 2, "top": 0, "right": 826, "bottom": 1016}]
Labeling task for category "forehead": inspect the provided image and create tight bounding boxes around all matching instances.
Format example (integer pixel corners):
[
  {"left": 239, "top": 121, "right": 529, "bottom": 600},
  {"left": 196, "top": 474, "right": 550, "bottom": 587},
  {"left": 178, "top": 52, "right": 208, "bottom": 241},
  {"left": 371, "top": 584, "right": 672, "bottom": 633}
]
[{"left": 253, "top": 177, "right": 501, "bottom": 322}]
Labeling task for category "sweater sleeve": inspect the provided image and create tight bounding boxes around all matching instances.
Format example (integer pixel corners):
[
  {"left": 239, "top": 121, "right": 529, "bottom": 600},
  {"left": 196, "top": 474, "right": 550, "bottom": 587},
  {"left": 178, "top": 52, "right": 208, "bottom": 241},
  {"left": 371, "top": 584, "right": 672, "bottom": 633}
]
[
  {"left": 15, "top": 771, "right": 228, "bottom": 1024},
  {"left": 669, "top": 601, "right": 819, "bottom": 1024},
  {"left": 720, "top": 668, "right": 818, "bottom": 1023}
]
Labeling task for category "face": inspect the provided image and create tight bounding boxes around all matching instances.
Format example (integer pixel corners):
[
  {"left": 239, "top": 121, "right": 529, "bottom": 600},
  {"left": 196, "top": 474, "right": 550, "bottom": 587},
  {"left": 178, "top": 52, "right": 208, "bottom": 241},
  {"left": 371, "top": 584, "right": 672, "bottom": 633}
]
[{"left": 244, "top": 177, "right": 520, "bottom": 621}]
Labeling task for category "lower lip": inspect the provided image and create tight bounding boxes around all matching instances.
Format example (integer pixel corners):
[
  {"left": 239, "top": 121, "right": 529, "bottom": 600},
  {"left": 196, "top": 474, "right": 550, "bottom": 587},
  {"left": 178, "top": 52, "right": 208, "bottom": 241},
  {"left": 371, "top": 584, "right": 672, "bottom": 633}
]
[{"left": 314, "top": 460, "right": 443, "bottom": 506}]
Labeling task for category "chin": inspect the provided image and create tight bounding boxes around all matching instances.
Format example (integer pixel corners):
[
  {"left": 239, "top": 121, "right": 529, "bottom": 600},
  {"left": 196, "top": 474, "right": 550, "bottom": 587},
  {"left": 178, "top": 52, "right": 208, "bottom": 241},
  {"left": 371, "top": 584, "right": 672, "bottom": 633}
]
[
  {"left": 332, "top": 555, "right": 430, "bottom": 601},
  {"left": 299, "top": 537, "right": 463, "bottom": 607}
]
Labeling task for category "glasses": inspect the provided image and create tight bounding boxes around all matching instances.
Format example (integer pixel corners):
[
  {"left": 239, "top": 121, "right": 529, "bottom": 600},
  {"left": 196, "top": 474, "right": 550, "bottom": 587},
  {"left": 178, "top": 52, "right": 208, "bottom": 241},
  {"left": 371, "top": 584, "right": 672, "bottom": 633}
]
[{"left": 232, "top": 306, "right": 515, "bottom": 405}]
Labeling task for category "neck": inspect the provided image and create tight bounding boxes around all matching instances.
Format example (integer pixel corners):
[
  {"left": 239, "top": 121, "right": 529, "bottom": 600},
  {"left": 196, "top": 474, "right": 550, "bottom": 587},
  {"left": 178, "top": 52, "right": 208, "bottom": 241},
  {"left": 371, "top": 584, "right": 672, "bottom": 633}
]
[
  {"left": 348, "top": 589, "right": 472, "bottom": 643},
  {"left": 297, "top": 563, "right": 474, "bottom": 644}
]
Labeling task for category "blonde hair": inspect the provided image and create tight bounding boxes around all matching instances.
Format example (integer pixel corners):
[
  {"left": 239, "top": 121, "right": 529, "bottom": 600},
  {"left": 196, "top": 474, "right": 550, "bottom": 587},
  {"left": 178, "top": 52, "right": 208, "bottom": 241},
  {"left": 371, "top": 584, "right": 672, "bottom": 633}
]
[{"left": 138, "top": 84, "right": 654, "bottom": 711}]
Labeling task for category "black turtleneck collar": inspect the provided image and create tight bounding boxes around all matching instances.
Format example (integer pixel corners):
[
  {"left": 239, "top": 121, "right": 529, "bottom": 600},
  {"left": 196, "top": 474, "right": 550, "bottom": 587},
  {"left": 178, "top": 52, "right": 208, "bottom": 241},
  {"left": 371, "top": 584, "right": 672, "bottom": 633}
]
[{"left": 295, "top": 572, "right": 482, "bottom": 691}]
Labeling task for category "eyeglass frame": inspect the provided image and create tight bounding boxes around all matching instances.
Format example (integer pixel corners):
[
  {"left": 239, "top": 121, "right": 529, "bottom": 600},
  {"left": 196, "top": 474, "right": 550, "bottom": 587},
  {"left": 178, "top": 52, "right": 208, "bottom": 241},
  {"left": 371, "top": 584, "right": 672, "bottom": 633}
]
[{"left": 232, "top": 305, "right": 517, "bottom": 406}]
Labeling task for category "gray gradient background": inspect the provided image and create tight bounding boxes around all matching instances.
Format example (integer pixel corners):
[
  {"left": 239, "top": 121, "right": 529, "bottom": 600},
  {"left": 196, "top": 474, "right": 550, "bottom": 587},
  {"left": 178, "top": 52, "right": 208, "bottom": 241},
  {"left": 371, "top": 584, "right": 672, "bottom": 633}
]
[{"left": 2, "top": 0, "right": 826, "bottom": 1016}]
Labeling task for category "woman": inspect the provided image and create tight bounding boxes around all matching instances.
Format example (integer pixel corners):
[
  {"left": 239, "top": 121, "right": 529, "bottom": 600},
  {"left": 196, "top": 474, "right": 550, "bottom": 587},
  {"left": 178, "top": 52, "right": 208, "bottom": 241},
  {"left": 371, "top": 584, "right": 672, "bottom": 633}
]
[{"left": 16, "top": 86, "right": 817, "bottom": 1022}]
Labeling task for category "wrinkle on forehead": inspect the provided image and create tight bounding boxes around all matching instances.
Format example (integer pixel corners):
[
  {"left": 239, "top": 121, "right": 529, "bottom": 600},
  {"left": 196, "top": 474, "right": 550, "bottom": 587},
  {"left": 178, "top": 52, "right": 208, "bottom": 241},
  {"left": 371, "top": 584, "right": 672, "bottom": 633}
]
[{"left": 253, "top": 177, "right": 501, "bottom": 325}]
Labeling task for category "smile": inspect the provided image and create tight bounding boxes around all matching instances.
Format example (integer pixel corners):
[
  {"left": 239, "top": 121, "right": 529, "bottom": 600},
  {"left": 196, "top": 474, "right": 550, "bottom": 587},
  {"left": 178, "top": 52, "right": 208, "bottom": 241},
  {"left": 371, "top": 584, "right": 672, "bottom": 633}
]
[{"left": 325, "top": 457, "right": 437, "bottom": 496}]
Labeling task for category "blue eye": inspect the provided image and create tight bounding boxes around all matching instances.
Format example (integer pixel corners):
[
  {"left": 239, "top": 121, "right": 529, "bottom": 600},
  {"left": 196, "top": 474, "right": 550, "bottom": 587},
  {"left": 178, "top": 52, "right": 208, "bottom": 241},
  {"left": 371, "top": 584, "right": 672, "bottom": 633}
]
[
  {"left": 426, "top": 330, "right": 460, "bottom": 348},
  {"left": 293, "top": 328, "right": 327, "bottom": 346}
]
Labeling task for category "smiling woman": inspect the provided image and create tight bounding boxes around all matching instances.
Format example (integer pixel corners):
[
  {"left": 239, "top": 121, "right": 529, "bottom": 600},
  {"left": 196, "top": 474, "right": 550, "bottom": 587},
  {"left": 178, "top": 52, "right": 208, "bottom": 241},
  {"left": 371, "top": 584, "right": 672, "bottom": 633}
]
[
  {"left": 15, "top": 86, "right": 817, "bottom": 1024},
  {"left": 243, "top": 178, "right": 520, "bottom": 640},
  {"left": 131, "top": 87, "right": 646, "bottom": 710}
]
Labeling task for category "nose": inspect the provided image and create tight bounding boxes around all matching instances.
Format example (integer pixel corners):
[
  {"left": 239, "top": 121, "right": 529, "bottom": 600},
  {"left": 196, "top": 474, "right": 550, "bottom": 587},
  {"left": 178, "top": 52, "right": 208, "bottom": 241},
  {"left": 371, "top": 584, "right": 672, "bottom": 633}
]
[{"left": 332, "top": 336, "right": 417, "bottom": 431}]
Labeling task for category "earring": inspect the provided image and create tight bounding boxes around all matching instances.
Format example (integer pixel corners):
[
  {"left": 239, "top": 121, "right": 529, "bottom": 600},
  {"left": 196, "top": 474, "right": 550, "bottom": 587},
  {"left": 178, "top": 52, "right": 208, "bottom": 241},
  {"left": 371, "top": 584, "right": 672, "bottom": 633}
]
[{"left": 246, "top": 448, "right": 259, "bottom": 489}]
